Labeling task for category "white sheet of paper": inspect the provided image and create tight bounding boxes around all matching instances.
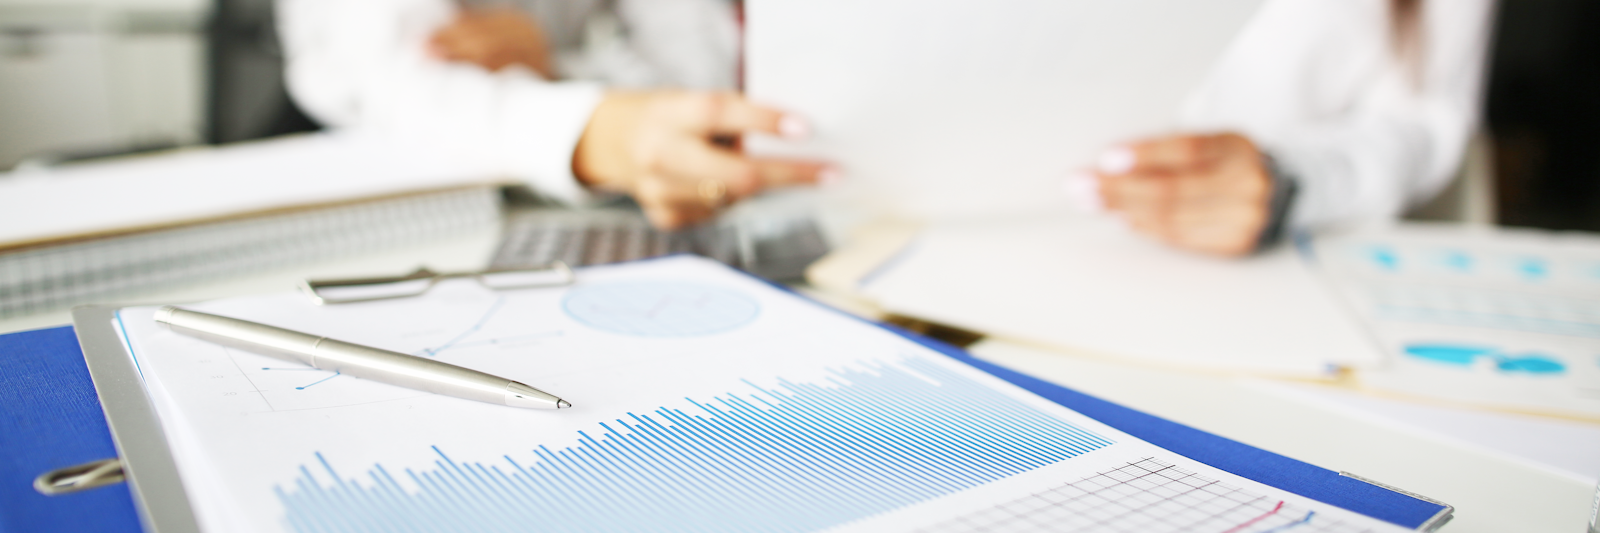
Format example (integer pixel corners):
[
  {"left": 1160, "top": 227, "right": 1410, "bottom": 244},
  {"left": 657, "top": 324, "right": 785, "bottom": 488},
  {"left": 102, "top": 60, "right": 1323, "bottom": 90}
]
[
  {"left": 1310, "top": 224, "right": 1600, "bottom": 421},
  {"left": 0, "top": 133, "right": 509, "bottom": 249},
  {"left": 109, "top": 257, "right": 1405, "bottom": 532},
  {"left": 746, "top": 0, "right": 1264, "bottom": 219},
  {"left": 1244, "top": 379, "right": 1600, "bottom": 485},
  {"left": 859, "top": 215, "right": 1382, "bottom": 377}
]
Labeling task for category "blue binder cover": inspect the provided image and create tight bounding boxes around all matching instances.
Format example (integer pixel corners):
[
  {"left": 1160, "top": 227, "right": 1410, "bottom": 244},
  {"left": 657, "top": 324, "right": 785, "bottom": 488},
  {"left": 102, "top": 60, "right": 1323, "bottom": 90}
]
[
  {"left": 0, "top": 326, "right": 141, "bottom": 533},
  {"left": 5, "top": 305, "right": 1446, "bottom": 531}
]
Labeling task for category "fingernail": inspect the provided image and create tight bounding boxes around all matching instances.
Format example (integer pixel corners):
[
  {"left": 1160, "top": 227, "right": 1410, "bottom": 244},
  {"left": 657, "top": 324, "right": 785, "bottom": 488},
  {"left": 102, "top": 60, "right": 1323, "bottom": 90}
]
[
  {"left": 1098, "top": 146, "right": 1135, "bottom": 175},
  {"left": 1061, "top": 171, "right": 1104, "bottom": 214},
  {"left": 779, "top": 115, "right": 810, "bottom": 139},
  {"left": 817, "top": 166, "right": 843, "bottom": 187}
]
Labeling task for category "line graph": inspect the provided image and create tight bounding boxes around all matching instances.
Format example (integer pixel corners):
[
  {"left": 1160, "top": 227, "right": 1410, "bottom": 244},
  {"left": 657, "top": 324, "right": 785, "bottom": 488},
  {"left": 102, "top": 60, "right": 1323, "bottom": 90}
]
[
  {"left": 222, "top": 296, "right": 560, "bottom": 409},
  {"left": 415, "top": 298, "right": 507, "bottom": 356},
  {"left": 916, "top": 458, "right": 1380, "bottom": 533},
  {"left": 274, "top": 356, "right": 1114, "bottom": 533},
  {"left": 562, "top": 282, "right": 760, "bottom": 337}
]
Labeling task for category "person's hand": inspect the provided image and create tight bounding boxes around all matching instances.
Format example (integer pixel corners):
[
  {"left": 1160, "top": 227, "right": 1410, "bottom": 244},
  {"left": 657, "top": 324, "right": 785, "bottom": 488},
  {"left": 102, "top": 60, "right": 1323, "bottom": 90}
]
[
  {"left": 1085, "top": 133, "right": 1272, "bottom": 256},
  {"left": 429, "top": 7, "right": 555, "bottom": 78},
  {"left": 573, "top": 91, "right": 835, "bottom": 229}
]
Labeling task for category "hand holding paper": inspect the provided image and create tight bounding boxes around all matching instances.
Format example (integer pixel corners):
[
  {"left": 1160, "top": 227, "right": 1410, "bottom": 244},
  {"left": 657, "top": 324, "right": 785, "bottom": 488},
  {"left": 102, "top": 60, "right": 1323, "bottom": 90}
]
[
  {"left": 1075, "top": 133, "right": 1273, "bottom": 256},
  {"left": 573, "top": 92, "right": 835, "bottom": 229}
]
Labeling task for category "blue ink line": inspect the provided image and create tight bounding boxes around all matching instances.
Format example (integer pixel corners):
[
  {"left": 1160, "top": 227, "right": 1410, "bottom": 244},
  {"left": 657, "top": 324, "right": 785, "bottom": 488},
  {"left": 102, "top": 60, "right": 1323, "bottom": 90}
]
[
  {"left": 1378, "top": 306, "right": 1600, "bottom": 339},
  {"left": 1260, "top": 511, "right": 1315, "bottom": 532},
  {"left": 436, "top": 331, "right": 562, "bottom": 352},
  {"left": 114, "top": 309, "right": 146, "bottom": 380},
  {"left": 296, "top": 371, "right": 341, "bottom": 390},
  {"left": 418, "top": 297, "right": 507, "bottom": 357}
]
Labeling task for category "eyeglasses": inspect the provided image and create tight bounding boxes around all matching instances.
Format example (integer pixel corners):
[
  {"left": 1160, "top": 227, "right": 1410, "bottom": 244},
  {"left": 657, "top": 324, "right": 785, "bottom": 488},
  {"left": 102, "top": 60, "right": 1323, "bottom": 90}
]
[{"left": 301, "top": 262, "right": 574, "bottom": 304}]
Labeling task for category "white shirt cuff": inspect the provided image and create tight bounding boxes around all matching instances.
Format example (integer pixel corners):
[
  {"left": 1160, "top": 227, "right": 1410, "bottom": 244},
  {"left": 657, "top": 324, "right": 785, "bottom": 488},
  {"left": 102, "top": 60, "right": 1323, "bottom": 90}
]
[{"left": 496, "top": 81, "right": 608, "bottom": 205}]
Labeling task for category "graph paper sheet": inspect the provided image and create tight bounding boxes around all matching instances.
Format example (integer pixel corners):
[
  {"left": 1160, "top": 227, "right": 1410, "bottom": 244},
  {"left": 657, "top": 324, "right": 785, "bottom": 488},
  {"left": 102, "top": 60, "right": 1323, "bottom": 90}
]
[{"left": 109, "top": 256, "right": 1411, "bottom": 533}]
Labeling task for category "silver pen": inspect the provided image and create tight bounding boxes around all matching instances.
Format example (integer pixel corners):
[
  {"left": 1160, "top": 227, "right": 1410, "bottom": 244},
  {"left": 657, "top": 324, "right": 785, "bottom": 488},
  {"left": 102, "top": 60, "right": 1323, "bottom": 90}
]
[{"left": 154, "top": 306, "right": 571, "bottom": 410}]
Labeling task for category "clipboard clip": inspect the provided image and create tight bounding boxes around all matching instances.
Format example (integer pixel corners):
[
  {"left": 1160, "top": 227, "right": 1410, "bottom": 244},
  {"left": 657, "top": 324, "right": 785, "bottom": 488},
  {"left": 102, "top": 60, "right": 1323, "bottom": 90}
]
[
  {"left": 302, "top": 261, "right": 575, "bottom": 305},
  {"left": 34, "top": 457, "right": 125, "bottom": 495}
]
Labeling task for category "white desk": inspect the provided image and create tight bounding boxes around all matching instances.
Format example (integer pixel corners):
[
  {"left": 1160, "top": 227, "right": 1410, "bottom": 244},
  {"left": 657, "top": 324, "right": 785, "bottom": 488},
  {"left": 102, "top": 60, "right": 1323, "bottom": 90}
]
[{"left": 2, "top": 217, "right": 1594, "bottom": 532}]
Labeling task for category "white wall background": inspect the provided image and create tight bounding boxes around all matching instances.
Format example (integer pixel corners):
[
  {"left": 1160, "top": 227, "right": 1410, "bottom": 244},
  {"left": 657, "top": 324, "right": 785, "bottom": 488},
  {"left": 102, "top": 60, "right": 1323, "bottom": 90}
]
[{"left": 0, "top": 0, "right": 208, "bottom": 170}]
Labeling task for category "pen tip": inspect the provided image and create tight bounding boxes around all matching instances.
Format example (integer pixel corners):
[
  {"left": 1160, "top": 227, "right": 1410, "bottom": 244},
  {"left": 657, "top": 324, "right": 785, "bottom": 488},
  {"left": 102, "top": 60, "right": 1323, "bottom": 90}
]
[{"left": 557, "top": 400, "right": 571, "bottom": 409}]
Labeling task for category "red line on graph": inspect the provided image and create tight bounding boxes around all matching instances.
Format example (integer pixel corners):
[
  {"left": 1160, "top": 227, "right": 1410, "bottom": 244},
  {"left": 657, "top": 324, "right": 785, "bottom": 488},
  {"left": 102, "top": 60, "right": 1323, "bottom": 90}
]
[{"left": 1221, "top": 501, "right": 1285, "bottom": 533}]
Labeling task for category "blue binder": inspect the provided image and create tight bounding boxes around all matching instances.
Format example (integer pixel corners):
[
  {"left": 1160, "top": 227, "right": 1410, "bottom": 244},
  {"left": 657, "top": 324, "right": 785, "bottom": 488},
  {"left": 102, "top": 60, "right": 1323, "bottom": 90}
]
[
  {"left": 2, "top": 310, "right": 1450, "bottom": 532},
  {"left": 0, "top": 326, "right": 141, "bottom": 533}
]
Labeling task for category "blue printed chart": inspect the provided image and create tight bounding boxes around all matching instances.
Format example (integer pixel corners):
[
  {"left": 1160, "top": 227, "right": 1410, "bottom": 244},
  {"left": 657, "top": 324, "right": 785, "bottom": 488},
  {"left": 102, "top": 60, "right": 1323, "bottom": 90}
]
[
  {"left": 275, "top": 357, "right": 1114, "bottom": 533},
  {"left": 563, "top": 282, "right": 760, "bottom": 337},
  {"left": 1312, "top": 230, "right": 1600, "bottom": 419},
  {"left": 116, "top": 257, "right": 1416, "bottom": 533}
]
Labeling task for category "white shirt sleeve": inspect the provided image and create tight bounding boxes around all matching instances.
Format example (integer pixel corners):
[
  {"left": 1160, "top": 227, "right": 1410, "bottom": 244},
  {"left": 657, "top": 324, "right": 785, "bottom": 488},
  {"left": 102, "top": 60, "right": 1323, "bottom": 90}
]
[
  {"left": 556, "top": 0, "right": 740, "bottom": 90},
  {"left": 1180, "top": 0, "right": 1496, "bottom": 231},
  {"left": 276, "top": 0, "right": 606, "bottom": 204}
]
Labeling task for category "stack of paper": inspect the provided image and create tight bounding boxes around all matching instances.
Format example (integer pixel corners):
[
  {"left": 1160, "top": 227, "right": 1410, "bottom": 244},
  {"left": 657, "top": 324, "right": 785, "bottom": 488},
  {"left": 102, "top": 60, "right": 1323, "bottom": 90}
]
[{"left": 838, "top": 215, "right": 1381, "bottom": 377}]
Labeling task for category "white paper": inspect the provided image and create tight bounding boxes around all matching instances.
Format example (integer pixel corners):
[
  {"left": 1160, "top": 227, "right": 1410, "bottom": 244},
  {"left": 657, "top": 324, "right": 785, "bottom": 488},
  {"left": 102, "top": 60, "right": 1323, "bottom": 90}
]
[
  {"left": 1311, "top": 224, "right": 1600, "bottom": 420},
  {"left": 0, "top": 132, "right": 510, "bottom": 248},
  {"left": 746, "top": 0, "right": 1264, "bottom": 219},
  {"left": 111, "top": 256, "right": 1405, "bottom": 532},
  {"left": 1246, "top": 379, "right": 1600, "bottom": 485},
  {"left": 860, "top": 215, "right": 1381, "bottom": 377}
]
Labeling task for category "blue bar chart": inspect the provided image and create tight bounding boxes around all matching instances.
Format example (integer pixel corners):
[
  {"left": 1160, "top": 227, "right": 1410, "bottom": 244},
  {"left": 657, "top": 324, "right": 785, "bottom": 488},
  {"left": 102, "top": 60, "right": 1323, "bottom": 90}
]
[{"left": 275, "top": 357, "right": 1114, "bottom": 532}]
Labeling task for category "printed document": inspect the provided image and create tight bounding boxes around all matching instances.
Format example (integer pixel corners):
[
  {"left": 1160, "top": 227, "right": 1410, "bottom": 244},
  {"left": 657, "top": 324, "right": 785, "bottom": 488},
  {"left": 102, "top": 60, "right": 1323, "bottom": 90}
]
[{"left": 111, "top": 257, "right": 1407, "bottom": 532}]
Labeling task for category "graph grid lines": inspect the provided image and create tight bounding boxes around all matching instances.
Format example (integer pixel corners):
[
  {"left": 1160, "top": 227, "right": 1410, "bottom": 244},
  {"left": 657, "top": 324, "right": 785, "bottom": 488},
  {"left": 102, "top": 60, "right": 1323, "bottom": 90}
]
[
  {"left": 274, "top": 357, "right": 1113, "bottom": 533},
  {"left": 915, "top": 458, "right": 1384, "bottom": 533}
]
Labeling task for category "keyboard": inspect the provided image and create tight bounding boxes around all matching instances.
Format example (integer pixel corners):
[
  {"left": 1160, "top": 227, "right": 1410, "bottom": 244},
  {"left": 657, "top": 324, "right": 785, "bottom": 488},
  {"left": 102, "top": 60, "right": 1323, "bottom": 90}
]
[{"left": 489, "top": 207, "right": 830, "bottom": 281}]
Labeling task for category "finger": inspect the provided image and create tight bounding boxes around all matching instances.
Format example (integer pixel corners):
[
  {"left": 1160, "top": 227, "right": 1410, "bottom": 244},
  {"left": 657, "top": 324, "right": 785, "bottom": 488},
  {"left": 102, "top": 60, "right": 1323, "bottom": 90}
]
[
  {"left": 428, "top": 29, "right": 462, "bottom": 59},
  {"left": 1168, "top": 222, "right": 1260, "bottom": 256},
  {"left": 1166, "top": 203, "right": 1268, "bottom": 256},
  {"left": 654, "top": 139, "right": 762, "bottom": 200},
  {"left": 1099, "top": 171, "right": 1175, "bottom": 213},
  {"left": 1168, "top": 201, "right": 1267, "bottom": 231},
  {"left": 670, "top": 92, "right": 809, "bottom": 139},
  {"left": 749, "top": 159, "right": 829, "bottom": 188},
  {"left": 640, "top": 199, "right": 715, "bottom": 231},
  {"left": 1120, "top": 206, "right": 1174, "bottom": 244},
  {"left": 635, "top": 176, "right": 716, "bottom": 230},
  {"left": 1100, "top": 134, "right": 1233, "bottom": 175}
]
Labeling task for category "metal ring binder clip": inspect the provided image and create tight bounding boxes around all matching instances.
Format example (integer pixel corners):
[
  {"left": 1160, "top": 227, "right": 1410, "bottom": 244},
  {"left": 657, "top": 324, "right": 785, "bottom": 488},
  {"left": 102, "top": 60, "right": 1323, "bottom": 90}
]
[
  {"left": 301, "top": 261, "right": 575, "bottom": 305},
  {"left": 34, "top": 457, "right": 126, "bottom": 495}
]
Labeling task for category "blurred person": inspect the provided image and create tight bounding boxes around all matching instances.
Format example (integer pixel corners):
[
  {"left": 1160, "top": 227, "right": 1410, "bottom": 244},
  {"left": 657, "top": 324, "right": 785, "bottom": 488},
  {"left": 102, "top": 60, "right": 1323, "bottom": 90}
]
[
  {"left": 1066, "top": 0, "right": 1496, "bottom": 256},
  {"left": 277, "top": 0, "right": 834, "bottom": 230}
]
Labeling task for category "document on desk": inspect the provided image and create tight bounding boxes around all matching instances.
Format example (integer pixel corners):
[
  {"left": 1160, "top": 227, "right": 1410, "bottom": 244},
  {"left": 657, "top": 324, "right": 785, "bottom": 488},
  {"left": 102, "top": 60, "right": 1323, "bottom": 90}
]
[
  {"left": 855, "top": 215, "right": 1382, "bottom": 377},
  {"left": 1310, "top": 224, "right": 1600, "bottom": 421},
  {"left": 105, "top": 256, "right": 1409, "bottom": 532}
]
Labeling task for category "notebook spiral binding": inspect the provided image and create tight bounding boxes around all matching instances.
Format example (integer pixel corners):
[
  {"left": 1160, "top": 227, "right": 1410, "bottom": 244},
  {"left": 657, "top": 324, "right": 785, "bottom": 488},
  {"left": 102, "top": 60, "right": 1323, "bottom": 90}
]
[{"left": 0, "top": 187, "right": 500, "bottom": 319}]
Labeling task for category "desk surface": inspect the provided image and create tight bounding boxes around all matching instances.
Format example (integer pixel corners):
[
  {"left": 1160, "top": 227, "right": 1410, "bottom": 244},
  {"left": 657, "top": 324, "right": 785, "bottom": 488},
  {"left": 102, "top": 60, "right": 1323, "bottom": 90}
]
[{"left": 2, "top": 218, "right": 1594, "bottom": 533}]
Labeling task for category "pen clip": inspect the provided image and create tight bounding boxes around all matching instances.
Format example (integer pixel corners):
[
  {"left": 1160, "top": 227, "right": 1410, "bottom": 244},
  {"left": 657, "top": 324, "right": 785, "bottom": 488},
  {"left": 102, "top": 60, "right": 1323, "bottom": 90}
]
[{"left": 302, "top": 261, "right": 574, "bottom": 304}]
